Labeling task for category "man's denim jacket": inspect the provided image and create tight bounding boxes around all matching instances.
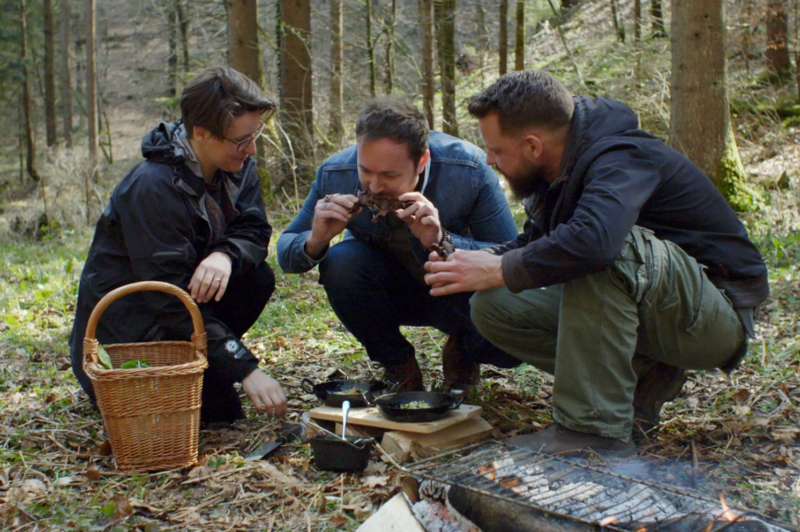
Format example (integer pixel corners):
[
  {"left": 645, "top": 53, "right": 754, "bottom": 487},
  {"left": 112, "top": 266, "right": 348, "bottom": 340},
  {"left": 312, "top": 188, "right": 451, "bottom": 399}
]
[{"left": 277, "top": 131, "right": 519, "bottom": 274}]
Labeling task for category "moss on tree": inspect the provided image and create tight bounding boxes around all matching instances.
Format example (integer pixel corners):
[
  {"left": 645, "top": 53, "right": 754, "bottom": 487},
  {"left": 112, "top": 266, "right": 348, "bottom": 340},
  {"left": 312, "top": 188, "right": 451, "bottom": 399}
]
[{"left": 714, "top": 132, "right": 762, "bottom": 212}]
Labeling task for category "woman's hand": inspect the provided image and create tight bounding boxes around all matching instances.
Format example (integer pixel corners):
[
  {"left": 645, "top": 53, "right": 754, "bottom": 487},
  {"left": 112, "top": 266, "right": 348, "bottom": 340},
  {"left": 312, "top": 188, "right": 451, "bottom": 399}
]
[
  {"left": 242, "top": 369, "right": 288, "bottom": 417},
  {"left": 189, "top": 251, "right": 232, "bottom": 303}
]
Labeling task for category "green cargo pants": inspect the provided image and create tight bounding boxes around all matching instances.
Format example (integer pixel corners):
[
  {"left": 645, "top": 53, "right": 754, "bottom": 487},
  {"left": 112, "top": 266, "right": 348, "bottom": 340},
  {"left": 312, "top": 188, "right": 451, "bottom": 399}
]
[{"left": 470, "top": 226, "right": 746, "bottom": 439}]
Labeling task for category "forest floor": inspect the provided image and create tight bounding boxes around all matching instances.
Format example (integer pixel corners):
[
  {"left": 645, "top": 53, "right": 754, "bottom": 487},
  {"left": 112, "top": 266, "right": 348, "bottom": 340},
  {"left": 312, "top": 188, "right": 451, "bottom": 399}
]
[{"left": 0, "top": 132, "right": 799, "bottom": 530}]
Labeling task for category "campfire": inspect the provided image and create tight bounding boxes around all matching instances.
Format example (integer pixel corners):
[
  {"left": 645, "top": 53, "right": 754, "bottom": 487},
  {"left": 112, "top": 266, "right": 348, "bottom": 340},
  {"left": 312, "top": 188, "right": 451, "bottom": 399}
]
[{"left": 402, "top": 442, "right": 795, "bottom": 532}]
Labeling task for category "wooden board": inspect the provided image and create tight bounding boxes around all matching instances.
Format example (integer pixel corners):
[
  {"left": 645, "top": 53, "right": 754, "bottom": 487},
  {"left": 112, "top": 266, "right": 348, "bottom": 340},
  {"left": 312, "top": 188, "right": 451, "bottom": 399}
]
[
  {"left": 309, "top": 404, "right": 482, "bottom": 434},
  {"left": 381, "top": 417, "right": 493, "bottom": 461},
  {"left": 356, "top": 493, "right": 425, "bottom": 532}
]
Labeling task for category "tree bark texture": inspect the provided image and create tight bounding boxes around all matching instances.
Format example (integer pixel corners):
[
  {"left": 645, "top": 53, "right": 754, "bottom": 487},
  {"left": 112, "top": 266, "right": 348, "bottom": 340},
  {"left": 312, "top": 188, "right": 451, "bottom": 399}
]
[
  {"left": 86, "top": 0, "right": 100, "bottom": 182},
  {"left": 60, "top": 0, "right": 73, "bottom": 147},
  {"left": 227, "top": 0, "right": 263, "bottom": 86},
  {"left": 514, "top": 0, "right": 524, "bottom": 71},
  {"left": 366, "top": 0, "right": 376, "bottom": 97},
  {"left": 651, "top": 0, "right": 666, "bottom": 37},
  {"left": 766, "top": 0, "right": 792, "bottom": 77},
  {"left": 279, "top": 0, "right": 314, "bottom": 189},
  {"left": 385, "top": 0, "right": 397, "bottom": 93},
  {"left": 669, "top": 0, "right": 752, "bottom": 211},
  {"left": 420, "top": 0, "right": 435, "bottom": 129},
  {"left": 168, "top": 0, "right": 179, "bottom": 96},
  {"left": 499, "top": 0, "right": 508, "bottom": 75},
  {"left": 330, "top": 0, "right": 344, "bottom": 146},
  {"left": 611, "top": 0, "right": 625, "bottom": 42},
  {"left": 177, "top": 0, "right": 190, "bottom": 72},
  {"left": 21, "top": 0, "right": 39, "bottom": 182},
  {"left": 435, "top": 0, "right": 458, "bottom": 136},
  {"left": 44, "top": 0, "right": 58, "bottom": 147},
  {"left": 634, "top": 0, "right": 641, "bottom": 42}
]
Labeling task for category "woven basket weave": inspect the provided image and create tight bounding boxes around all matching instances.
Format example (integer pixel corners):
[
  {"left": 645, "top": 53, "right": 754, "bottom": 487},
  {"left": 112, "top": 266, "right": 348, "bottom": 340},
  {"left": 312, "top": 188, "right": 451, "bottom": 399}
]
[{"left": 83, "top": 281, "right": 208, "bottom": 472}]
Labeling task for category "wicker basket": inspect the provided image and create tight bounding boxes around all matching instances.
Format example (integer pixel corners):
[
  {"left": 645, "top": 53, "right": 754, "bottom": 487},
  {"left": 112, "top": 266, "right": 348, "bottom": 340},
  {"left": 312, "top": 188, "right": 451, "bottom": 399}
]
[{"left": 83, "top": 281, "right": 208, "bottom": 472}]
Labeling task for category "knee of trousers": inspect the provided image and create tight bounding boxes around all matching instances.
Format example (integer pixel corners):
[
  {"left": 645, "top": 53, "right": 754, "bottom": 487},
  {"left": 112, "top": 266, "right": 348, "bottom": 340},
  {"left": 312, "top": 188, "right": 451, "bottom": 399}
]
[
  {"left": 318, "top": 240, "right": 384, "bottom": 290},
  {"left": 469, "top": 288, "right": 510, "bottom": 343},
  {"left": 232, "top": 261, "right": 276, "bottom": 309}
]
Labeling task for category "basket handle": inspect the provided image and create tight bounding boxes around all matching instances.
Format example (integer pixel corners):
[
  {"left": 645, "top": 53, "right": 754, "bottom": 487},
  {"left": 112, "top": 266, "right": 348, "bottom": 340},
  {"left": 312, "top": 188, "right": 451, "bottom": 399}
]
[{"left": 83, "top": 281, "right": 207, "bottom": 368}]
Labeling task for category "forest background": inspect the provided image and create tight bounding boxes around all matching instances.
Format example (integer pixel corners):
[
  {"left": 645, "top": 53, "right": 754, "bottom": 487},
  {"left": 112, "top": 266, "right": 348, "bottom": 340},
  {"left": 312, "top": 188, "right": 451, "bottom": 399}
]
[{"left": 0, "top": 0, "right": 799, "bottom": 531}]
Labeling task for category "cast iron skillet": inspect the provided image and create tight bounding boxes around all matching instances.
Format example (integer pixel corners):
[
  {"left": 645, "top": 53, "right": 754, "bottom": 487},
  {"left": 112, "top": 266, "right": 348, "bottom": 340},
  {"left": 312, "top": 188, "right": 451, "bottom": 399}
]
[
  {"left": 301, "top": 378, "right": 390, "bottom": 408},
  {"left": 374, "top": 391, "right": 466, "bottom": 423}
]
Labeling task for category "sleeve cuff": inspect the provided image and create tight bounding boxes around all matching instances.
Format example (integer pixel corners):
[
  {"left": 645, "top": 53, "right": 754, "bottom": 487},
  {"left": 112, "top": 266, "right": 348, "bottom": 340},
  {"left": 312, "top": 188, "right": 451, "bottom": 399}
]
[{"left": 501, "top": 248, "right": 535, "bottom": 293}]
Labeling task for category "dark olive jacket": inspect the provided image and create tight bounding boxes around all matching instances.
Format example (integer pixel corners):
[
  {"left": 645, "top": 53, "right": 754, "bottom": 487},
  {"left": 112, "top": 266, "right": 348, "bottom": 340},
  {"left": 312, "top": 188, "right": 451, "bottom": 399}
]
[{"left": 493, "top": 96, "right": 769, "bottom": 310}]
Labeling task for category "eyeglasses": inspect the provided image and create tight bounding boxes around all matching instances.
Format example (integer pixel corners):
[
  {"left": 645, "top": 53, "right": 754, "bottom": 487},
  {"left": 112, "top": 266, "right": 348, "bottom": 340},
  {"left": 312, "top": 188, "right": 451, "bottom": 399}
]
[{"left": 224, "top": 122, "right": 267, "bottom": 151}]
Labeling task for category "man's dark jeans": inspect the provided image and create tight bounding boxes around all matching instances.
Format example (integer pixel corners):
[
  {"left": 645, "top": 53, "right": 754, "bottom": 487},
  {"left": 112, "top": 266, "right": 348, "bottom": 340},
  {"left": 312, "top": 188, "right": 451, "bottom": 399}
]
[{"left": 318, "top": 239, "right": 519, "bottom": 370}]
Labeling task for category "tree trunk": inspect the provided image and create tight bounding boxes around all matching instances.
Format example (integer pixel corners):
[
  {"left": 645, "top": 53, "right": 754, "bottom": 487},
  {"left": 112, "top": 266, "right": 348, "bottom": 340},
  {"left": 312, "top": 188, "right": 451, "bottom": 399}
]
[
  {"left": 86, "top": 0, "right": 100, "bottom": 183},
  {"left": 499, "top": 0, "right": 508, "bottom": 75},
  {"left": 279, "top": 0, "right": 314, "bottom": 191},
  {"left": 766, "top": 0, "right": 792, "bottom": 80},
  {"left": 385, "top": 0, "right": 397, "bottom": 93},
  {"left": 227, "top": 0, "right": 263, "bottom": 86},
  {"left": 670, "top": 0, "right": 753, "bottom": 211},
  {"left": 420, "top": 0, "right": 435, "bottom": 129},
  {"left": 611, "top": 0, "right": 625, "bottom": 42},
  {"left": 514, "top": 0, "right": 524, "bottom": 70},
  {"left": 634, "top": 0, "right": 641, "bottom": 42},
  {"left": 60, "top": 0, "right": 73, "bottom": 147},
  {"left": 651, "top": 0, "right": 666, "bottom": 37},
  {"left": 366, "top": 0, "right": 376, "bottom": 97},
  {"left": 168, "top": 0, "right": 179, "bottom": 96},
  {"left": 44, "top": 0, "right": 58, "bottom": 147},
  {"left": 330, "top": 0, "right": 344, "bottom": 146},
  {"left": 21, "top": 0, "right": 39, "bottom": 182},
  {"left": 435, "top": 0, "right": 457, "bottom": 136},
  {"left": 177, "top": 0, "right": 190, "bottom": 73}
]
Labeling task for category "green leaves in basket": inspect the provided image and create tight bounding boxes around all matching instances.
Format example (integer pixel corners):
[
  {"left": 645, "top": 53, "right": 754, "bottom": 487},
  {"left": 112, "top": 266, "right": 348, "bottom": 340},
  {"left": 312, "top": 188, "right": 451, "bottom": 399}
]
[
  {"left": 120, "top": 359, "right": 152, "bottom": 369},
  {"left": 97, "top": 345, "right": 113, "bottom": 369}
]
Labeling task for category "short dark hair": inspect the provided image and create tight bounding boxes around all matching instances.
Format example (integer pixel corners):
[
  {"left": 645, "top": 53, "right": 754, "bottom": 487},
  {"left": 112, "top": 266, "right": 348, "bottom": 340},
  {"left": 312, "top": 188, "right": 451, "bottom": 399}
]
[
  {"left": 180, "top": 66, "right": 276, "bottom": 139},
  {"left": 468, "top": 71, "right": 574, "bottom": 134},
  {"left": 356, "top": 97, "right": 429, "bottom": 165}
]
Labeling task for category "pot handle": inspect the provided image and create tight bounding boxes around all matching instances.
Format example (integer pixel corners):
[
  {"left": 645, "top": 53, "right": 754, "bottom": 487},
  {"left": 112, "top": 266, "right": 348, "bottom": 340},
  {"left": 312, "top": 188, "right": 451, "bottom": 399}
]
[
  {"left": 449, "top": 392, "right": 467, "bottom": 410},
  {"left": 301, "top": 378, "right": 316, "bottom": 394}
]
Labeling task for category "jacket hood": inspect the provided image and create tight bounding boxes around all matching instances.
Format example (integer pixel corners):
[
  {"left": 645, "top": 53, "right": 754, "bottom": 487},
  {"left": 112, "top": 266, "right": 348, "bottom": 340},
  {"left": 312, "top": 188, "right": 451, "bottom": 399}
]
[
  {"left": 141, "top": 120, "right": 184, "bottom": 165},
  {"left": 561, "top": 96, "right": 640, "bottom": 177}
]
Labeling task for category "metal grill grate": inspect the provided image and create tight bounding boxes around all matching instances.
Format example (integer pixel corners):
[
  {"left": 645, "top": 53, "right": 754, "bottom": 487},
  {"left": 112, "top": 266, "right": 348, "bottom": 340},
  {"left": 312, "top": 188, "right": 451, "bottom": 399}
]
[{"left": 403, "top": 441, "right": 794, "bottom": 532}]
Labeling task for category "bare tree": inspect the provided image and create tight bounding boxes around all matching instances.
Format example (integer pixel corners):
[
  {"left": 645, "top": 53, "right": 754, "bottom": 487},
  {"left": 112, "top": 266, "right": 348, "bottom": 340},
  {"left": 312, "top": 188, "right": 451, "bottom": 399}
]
[
  {"left": 21, "top": 0, "right": 39, "bottom": 182},
  {"left": 499, "top": 0, "right": 508, "bottom": 75},
  {"left": 514, "top": 0, "right": 525, "bottom": 71},
  {"left": 330, "top": 0, "right": 344, "bottom": 146},
  {"left": 435, "top": 0, "right": 458, "bottom": 136},
  {"left": 168, "top": 0, "right": 179, "bottom": 96},
  {"left": 87, "top": 0, "right": 100, "bottom": 185},
  {"left": 651, "top": 0, "right": 667, "bottom": 37},
  {"left": 44, "top": 0, "right": 58, "bottom": 147},
  {"left": 279, "top": 0, "right": 314, "bottom": 189},
  {"left": 177, "top": 0, "right": 190, "bottom": 73},
  {"left": 766, "top": 0, "right": 792, "bottom": 81},
  {"left": 228, "top": 0, "right": 263, "bottom": 86},
  {"left": 420, "top": 0, "right": 435, "bottom": 128},
  {"left": 611, "top": 0, "right": 625, "bottom": 42},
  {"left": 670, "top": 0, "right": 752, "bottom": 211},
  {"left": 366, "top": 0, "right": 377, "bottom": 97},
  {"left": 60, "top": 0, "right": 73, "bottom": 147},
  {"left": 634, "top": 0, "right": 641, "bottom": 42},
  {"left": 385, "top": 0, "right": 397, "bottom": 93}
]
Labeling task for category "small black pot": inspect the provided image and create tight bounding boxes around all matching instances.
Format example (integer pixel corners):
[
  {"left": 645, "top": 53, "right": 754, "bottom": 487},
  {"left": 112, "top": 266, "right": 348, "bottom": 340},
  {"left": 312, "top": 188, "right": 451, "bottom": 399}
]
[
  {"left": 375, "top": 391, "right": 466, "bottom": 423},
  {"left": 301, "top": 378, "right": 389, "bottom": 408},
  {"left": 310, "top": 434, "right": 375, "bottom": 471}
]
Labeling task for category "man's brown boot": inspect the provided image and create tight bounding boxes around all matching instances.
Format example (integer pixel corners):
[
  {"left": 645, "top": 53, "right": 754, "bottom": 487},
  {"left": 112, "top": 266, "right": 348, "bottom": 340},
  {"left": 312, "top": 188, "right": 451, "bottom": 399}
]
[
  {"left": 632, "top": 356, "right": 688, "bottom": 434},
  {"left": 506, "top": 423, "right": 636, "bottom": 459},
  {"left": 442, "top": 334, "right": 480, "bottom": 397},
  {"left": 382, "top": 357, "right": 424, "bottom": 393}
]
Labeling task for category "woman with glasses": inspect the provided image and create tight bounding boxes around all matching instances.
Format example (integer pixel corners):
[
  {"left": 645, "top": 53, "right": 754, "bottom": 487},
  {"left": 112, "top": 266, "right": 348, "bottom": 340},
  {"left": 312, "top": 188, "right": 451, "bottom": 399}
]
[{"left": 69, "top": 66, "right": 287, "bottom": 425}]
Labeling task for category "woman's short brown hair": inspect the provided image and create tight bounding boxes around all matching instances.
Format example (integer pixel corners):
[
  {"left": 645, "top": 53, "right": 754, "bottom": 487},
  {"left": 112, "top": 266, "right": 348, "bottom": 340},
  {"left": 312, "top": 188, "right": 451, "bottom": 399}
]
[{"left": 180, "top": 66, "right": 276, "bottom": 139}]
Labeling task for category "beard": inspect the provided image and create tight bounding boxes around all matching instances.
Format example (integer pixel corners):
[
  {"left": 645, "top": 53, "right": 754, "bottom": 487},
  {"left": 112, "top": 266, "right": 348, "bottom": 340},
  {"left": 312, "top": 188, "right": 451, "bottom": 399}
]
[{"left": 502, "top": 162, "right": 551, "bottom": 200}]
